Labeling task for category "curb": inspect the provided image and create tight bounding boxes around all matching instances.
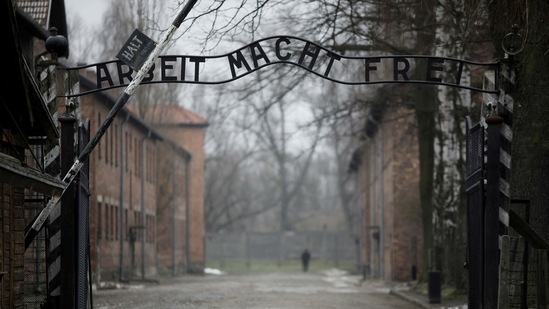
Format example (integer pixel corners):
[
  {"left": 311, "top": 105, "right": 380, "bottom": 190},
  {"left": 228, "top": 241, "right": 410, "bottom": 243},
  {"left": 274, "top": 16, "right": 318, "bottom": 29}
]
[
  {"left": 390, "top": 289, "right": 430, "bottom": 309},
  {"left": 390, "top": 289, "right": 469, "bottom": 309}
]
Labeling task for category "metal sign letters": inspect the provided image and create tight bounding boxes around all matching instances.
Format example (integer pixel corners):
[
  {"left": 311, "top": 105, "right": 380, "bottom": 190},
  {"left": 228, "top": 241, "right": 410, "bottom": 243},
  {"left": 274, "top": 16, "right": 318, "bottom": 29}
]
[{"left": 64, "top": 35, "right": 500, "bottom": 97}]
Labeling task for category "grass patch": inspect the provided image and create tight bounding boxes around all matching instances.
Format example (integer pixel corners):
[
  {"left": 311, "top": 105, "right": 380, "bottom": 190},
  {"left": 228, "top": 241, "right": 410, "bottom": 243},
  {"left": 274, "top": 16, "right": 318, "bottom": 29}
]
[{"left": 413, "top": 281, "right": 466, "bottom": 300}]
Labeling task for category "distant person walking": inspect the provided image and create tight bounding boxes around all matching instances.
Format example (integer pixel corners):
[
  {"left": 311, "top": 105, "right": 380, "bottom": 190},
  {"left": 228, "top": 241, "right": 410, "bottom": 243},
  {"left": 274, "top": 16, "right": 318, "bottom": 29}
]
[{"left": 301, "top": 249, "right": 311, "bottom": 272}]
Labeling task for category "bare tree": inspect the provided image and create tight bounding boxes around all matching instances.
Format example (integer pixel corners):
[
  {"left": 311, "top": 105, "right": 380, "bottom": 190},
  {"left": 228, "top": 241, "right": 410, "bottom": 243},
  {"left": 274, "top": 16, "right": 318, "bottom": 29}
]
[
  {"left": 69, "top": 0, "right": 501, "bottom": 285},
  {"left": 317, "top": 84, "right": 364, "bottom": 234},
  {"left": 240, "top": 67, "right": 323, "bottom": 231},
  {"left": 91, "top": 0, "right": 181, "bottom": 119},
  {"left": 66, "top": 14, "right": 95, "bottom": 63},
  {"left": 192, "top": 0, "right": 491, "bottom": 285}
]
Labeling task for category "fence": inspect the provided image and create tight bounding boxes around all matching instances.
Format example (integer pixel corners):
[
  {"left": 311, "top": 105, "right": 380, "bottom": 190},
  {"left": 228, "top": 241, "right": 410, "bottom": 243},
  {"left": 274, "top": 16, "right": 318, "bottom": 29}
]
[
  {"left": 205, "top": 231, "right": 359, "bottom": 271},
  {"left": 23, "top": 121, "right": 90, "bottom": 309}
]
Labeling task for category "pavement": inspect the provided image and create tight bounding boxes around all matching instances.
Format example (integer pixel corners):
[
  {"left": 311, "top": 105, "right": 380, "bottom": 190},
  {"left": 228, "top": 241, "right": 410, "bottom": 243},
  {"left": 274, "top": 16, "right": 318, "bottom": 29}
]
[
  {"left": 387, "top": 281, "right": 468, "bottom": 309},
  {"left": 95, "top": 270, "right": 469, "bottom": 309}
]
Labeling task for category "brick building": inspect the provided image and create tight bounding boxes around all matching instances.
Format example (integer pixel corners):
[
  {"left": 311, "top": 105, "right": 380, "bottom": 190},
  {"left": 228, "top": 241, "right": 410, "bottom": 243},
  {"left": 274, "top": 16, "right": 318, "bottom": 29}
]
[
  {"left": 2, "top": 0, "right": 208, "bottom": 305},
  {"left": 145, "top": 105, "right": 208, "bottom": 273},
  {"left": 350, "top": 87, "right": 423, "bottom": 281},
  {"left": 79, "top": 74, "right": 208, "bottom": 279},
  {"left": 2, "top": 0, "right": 70, "bottom": 307}
]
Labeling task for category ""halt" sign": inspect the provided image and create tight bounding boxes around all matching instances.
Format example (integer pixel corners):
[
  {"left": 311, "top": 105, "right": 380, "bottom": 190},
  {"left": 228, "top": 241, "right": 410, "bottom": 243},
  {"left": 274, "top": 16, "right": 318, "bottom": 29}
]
[{"left": 116, "top": 29, "right": 156, "bottom": 71}]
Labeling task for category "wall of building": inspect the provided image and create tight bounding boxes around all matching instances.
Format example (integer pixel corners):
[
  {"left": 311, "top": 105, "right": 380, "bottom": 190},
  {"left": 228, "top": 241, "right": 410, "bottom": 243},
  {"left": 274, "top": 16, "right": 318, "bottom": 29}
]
[
  {"left": 80, "top": 93, "right": 162, "bottom": 280},
  {"left": 78, "top": 88, "right": 207, "bottom": 280},
  {"left": 156, "top": 142, "right": 189, "bottom": 275},
  {"left": 357, "top": 103, "right": 423, "bottom": 282},
  {"left": 0, "top": 184, "right": 26, "bottom": 308},
  {"left": 387, "top": 107, "right": 422, "bottom": 281},
  {"left": 155, "top": 122, "right": 207, "bottom": 273}
]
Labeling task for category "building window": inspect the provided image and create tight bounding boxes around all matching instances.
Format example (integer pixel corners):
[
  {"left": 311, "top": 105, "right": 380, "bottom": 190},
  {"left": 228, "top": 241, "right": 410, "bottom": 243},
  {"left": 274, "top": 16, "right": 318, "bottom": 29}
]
[
  {"left": 149, "top": 147, "right": 152, "bottom": 183},
  {"left": 110, "top": 204, "right": 115, "bottom": 240},
  {"left": 147, "top": 146, "right": 150, "bottom": 182},
  {"left": 146, "top": 214, "right": 156, "bottom": 243},
  {"left": 134, "top": 210, "right": 140, "bottom": 241},
  {"left": 97, "top": 113, "right": 102, "bottom": 160},
  {"left": 146, "top": 215, "right": 151, "bottom": 243},
  {"left": 97, "top": 202, "right": 102, "bottom": 239},
  {"left": 124, "top": 208, "right": 128, "bottom": 240},
  {"left": 151, "top": 215, "right": 156, "bottom": 242},
  {"left": 114, "top": 205, "right": 118, "bottom": 241},
  {"left": 105, "top": 121, "right": 109, "bottom": 164},
  {"left": 105, "top": 203, "right": 110, "bottom": 240},
  {"left": 135, "top": 138, "right": 139, "bottom": 177},
  {"left": 152, "top": 147, "right": 156, "bottom": 184},
  {"left": 110, "top": 125, "right": 114, "bottom": 166},
  {"left": 114, "top": 123, "right": 118, "bottom": 167},
  {"left": 125, "top": 131, "right": 129, "bottom": 172}
]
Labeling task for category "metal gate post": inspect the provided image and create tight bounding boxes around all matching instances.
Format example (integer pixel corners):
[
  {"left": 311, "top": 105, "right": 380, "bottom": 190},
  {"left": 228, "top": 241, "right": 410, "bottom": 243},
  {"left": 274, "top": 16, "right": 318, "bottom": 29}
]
[
  {"left": 465, "top": 116, "right": 485, "bottom": 309},
  {"left": 484, "top": 115, "right": 503, "bottom": 309},
  {"left": 76, "top": 121, "right": 91, "bottom": 308},
  {"left": 58, "top": 113, "right": 77, "bottom": 309}
]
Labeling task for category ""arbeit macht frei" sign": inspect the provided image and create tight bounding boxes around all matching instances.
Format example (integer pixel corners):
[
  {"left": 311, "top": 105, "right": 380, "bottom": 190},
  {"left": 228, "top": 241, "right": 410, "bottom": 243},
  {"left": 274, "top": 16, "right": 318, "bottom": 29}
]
[{"left": 66, "top": 35, "right": 499, "bottom": 97}]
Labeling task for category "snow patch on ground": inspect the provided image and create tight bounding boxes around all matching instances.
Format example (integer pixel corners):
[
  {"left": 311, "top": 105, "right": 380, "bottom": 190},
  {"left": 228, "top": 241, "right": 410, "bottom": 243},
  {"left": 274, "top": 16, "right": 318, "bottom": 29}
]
[
  {"left": 321, "top": 268, "right": 361, "bottom": 288},
  {"left": 204, "top": 267, "right": 225, "bottom": 275}
]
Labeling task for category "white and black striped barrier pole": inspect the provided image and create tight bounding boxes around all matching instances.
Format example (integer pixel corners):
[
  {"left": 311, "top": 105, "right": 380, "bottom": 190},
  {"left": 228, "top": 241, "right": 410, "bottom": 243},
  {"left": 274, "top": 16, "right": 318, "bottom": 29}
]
[{"left": 25, "top": 0, "right": 199, "bottom": 249}]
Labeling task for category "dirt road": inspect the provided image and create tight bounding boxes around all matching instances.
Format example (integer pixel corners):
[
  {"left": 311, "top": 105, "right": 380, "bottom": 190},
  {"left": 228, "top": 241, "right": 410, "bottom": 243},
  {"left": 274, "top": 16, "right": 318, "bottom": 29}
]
[{"left": 91, "top": 268, "right": 414, "bottom": 309}]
